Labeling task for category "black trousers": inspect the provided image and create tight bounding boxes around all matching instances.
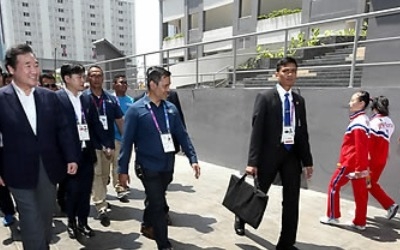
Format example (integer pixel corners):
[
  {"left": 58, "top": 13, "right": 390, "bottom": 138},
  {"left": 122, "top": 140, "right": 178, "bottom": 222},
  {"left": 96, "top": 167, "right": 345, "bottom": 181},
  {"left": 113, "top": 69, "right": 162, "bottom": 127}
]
[
  {"left": 259, "top": 146, "right": 302, "bottom": 248},
  {"left": 65, "top": 157, "right": 94, "bottom": 225}
]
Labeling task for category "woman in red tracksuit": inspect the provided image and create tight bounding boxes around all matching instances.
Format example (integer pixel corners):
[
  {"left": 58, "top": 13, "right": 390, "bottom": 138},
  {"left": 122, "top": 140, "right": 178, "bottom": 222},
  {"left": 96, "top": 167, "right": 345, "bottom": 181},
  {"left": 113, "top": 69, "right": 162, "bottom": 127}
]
[
  {"left": 369, "top": 96, "right": 398, "bottom": 220},
  {"left": 320, "top": 90, "right": 370, "bottom": 230}
]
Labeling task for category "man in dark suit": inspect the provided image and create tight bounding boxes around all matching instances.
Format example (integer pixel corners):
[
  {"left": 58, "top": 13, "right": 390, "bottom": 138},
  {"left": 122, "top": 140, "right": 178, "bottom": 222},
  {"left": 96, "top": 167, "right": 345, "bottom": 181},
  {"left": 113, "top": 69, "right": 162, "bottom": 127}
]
[
  {"left": 238, "top": 57, "right": 313, "bottom": 250},
  {"left": 56, "top": 63, "right": 114, "bottom": 239},
  {"left": 0, "top": 44, "right": 79, "bottom": 250}
]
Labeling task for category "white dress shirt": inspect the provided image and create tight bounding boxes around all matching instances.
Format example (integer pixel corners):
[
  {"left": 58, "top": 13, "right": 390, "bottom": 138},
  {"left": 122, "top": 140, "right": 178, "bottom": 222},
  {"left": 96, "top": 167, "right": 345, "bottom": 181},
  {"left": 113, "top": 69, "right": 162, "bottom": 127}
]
[
  {"left": 12, "top": 82, "right": 37, "bottom": 135},
  {"left": 65, "top": 88, "right": 83, "bottom": 124}
]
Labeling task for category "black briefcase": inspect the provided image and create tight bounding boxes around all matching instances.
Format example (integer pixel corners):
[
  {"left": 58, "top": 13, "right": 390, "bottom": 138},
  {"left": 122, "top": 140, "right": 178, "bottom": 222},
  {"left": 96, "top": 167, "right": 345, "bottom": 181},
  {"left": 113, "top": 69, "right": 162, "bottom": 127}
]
[{"left": 222, "top": 174, "right": 268, "bottom": 229}]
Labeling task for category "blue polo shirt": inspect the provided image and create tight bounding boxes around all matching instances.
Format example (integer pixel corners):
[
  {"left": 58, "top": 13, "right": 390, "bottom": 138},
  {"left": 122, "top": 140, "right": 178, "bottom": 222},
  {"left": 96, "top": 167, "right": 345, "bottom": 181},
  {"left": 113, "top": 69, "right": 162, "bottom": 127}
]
[
  {"left": 114, "top": 94, "right": 134, "bottom": 141},
  {"left": 118, "top": 95, "right": 197, "bottom": 173}
]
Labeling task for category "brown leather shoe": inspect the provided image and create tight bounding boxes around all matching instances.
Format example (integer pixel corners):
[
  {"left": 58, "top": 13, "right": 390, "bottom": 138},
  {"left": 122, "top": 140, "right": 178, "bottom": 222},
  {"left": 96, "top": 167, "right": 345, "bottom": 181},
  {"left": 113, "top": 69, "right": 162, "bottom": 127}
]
[{"left": 140, "top": 225, "right": 154, "bottom": 240}]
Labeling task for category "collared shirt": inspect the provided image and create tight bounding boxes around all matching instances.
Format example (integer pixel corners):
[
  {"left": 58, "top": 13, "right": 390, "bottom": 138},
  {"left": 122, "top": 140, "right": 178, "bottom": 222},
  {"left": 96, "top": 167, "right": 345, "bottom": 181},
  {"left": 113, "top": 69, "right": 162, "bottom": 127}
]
[
  {"left": 12, "top": 82, "right": 37, "bottom": 135},
  {"left": 65, "top": 88, "right": 83, "bottom": 124},
  {"left": 276, "top": 83, "right": 296, "bottom": 126},
  {"left": 113, "top": 94, "right": 134, "bottom": 141},
  {"left": 118, "top": 95, "right": 197, "bottom": 173}
]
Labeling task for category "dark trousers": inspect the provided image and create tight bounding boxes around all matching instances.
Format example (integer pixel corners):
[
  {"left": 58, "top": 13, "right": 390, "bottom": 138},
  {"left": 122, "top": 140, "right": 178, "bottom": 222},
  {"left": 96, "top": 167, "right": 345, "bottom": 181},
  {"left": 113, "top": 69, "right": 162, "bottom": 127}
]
[
  {"left": 9, "top": 162, "right": 56, "bottom": 250},
  {"left": 259, "top": 146, "right": 301, "bottom": 248},
  {"left": 0, "top": 185, "right": 15, "bottom": 216},
  {"left": 65, "top": 157, "right": 94, "bottom": 225},
  {"left": 141, "top": 169, "right": 173, "bottom": 250}
]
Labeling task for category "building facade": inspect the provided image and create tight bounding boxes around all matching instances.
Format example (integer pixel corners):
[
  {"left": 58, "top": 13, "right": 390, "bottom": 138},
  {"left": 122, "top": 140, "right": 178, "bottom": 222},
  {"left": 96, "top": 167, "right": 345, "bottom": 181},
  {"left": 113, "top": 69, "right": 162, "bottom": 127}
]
[{"left": 0, "top": 0, "right": 135, "bottom": 72}]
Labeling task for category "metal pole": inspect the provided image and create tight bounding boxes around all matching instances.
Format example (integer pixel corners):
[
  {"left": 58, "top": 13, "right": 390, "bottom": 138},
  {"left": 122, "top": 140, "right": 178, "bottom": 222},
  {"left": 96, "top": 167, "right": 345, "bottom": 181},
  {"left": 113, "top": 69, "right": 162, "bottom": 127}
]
[
  {"left": 54, "top": 47, "right": 57, "bottom": 74},
  {"left": 159, "top": 0, "right": 164, "bottom": 66},
  {"left": 283, "top": 29, "right": 289, "bottom": 57},
  {"left": 232, "top": 39, "right": 237, "bottom": 88},
  {"left": 349, "top": 18, "right": 361, "bottom": 88},
  {"left": 195, "top": 46, "right": 199, "bottom": 89}
]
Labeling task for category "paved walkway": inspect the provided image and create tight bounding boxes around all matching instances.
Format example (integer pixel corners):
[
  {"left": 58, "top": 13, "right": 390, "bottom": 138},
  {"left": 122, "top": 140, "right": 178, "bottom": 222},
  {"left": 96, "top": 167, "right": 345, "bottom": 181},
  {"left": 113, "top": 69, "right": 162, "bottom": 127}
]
[{"left": 0, "top": 155, "right": 399, "bottom": 249}]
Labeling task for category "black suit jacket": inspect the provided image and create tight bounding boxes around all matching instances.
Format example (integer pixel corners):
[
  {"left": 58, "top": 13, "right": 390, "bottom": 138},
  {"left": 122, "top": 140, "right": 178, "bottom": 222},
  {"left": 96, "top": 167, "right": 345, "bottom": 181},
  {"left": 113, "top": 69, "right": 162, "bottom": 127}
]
[
  {"left": 247, "top": 88, "right": 313, "bottom": 175},
  {"left": 0, "top": 85, "right": 79, "bottom": 189},
  {"left": 56, "top": 89, "right": 110, "bottom": 165}
]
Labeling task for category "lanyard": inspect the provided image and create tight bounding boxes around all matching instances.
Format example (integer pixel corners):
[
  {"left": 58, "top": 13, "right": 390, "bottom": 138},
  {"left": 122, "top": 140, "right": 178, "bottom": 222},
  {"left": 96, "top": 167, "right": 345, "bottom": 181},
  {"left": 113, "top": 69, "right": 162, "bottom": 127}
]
[
  {"left": 75, "top": 108, "right": 87, "bottom": 125},
  {"left": 146, "top": 102, "right": 170, "bottom": 134},
  {"left": 91, "top": 95, "right": 107, "bottom": 115}
]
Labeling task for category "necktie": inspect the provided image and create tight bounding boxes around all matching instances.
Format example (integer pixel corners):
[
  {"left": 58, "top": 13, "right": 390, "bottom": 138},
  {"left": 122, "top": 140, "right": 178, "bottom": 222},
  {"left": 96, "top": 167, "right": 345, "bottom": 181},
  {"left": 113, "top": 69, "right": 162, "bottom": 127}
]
[{"left": 284, "top": 93, "right": 292, "bottom": 150}]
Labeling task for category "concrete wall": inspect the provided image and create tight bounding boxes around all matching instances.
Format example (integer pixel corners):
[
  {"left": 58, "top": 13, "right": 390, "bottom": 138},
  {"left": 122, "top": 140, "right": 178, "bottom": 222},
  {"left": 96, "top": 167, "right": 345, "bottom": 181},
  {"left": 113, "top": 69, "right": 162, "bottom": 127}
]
[{"left": 127, "top": 87, "right": 400, "bottom": 206}]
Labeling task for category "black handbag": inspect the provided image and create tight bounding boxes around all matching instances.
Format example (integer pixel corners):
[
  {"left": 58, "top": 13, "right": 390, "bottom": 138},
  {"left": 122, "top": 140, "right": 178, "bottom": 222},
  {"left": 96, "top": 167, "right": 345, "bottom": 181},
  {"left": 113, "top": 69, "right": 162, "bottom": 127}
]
[{"left": 222, "top": 174, "right": 268, "bottom": 229}]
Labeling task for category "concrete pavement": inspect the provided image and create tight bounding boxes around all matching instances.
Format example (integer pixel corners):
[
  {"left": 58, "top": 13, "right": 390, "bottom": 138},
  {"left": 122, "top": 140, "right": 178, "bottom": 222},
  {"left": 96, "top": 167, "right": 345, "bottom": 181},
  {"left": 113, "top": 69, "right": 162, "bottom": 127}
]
[{"left": 0, "top": 155, "right": 399, "bottom": 249}]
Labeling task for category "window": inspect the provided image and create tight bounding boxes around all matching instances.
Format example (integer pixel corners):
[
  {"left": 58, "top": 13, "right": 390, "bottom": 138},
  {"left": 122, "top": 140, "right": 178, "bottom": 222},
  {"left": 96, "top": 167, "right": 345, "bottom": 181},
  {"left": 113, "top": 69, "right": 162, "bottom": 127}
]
[
  {"left": 58, "top": 8, "right": 64, "bottom": 13},
  {"left": 60, "top": 35, "right": 66, "bottom": 40},
  {"left": 118, "top": 2, "right": 123, "bottom": 6},
  {"left": 90, "top": 22, "right": 96, "bottom": 26},
  {"left": 189, "top": 13, "right": 199, "bottom": 30},
  {"left": 89, "top": 5, "right": 95, "bottom": 9},
  {"left": 23, "top": 12, "right": 30, "bottom": 17},
  {"left": 24, "top": 22, "right": 30, "bottom": 27},
  {"left": 25, "top": 31, "right": 31, "bottom": 36},
  {"left": 91, "top": 31, "right": 96, "bottom": 35},
  {"left": 118, "top": 10, "right": 123, "bottom": 14},
  {"left": 22, "top": 2, "right": 29, "bottom": 7},
  {"left": 119, "top": 34, "right": 124, "bottom": 38},
  {"left": 59, "top": 17, "right": 65, "bottom": 22},
  {"left": 239, "top": 0, "right": 252, "bottom": 18},
  {"left": 118, "top": 26, "right": 124, "bottom": 31},
  {"left": 61, "top": 44, "right": 67, "bottom": 57},
  {"left": 26, "top": 41, "right": 32, "bottom": 45},
  {"left": 119, "top": 42, "right": 124, "bottom": 46},
  {"left": 57, "top": 0, "right": 63, "bottom": 3},
  {"left": 59, "top": 26, "right": 65, "bottom": 31},
  {"left": 118, "top": 18, "right": 123, "bottom": 22},
  {"left": 90, "top": 13, "right": 95, "bottom": 18}
]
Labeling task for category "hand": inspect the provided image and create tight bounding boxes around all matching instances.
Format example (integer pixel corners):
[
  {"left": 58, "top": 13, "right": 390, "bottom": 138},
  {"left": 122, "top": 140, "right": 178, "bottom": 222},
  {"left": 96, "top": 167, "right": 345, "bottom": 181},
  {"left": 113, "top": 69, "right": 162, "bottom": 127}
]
[
  {"left": 119, "top": 174, "right": 130, "bottom": 188},
  {"left": 305, "top": 166, "right": 313, "bottom": 180},
  {"left": 67, "top": 162, "right": 78, "bottom": 175},
  {"left": 245, "top": 166, "right": 258, "bottom": 176},
  {"left": 103, "top": 148, "right": 114, "bottom": 160},
  {"left": 0, "top": 176, "right": 5, "bottom": 186},
  {"left": 192, "top": 163, "right": 200, "bottom": 179}
]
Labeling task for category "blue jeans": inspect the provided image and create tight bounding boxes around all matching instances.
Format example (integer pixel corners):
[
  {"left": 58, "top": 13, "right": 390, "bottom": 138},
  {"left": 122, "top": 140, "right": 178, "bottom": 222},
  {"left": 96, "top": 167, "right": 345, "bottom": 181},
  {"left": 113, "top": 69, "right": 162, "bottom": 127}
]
[{"left": 141, "top": 169, "right": 173, "bottom": 249}]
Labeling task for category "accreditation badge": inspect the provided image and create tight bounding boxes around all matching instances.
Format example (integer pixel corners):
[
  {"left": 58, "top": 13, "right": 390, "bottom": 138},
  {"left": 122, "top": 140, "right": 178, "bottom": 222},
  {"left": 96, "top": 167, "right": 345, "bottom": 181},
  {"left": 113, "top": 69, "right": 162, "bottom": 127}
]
[
  {"left": 99, "top": 115, "right": 108, "bottom": 130},
  {"left": 160, "top": 133, "right": 175, "bottom": 153},
  {"left": 282, "top": 126, "right": 295, "bottom": 145},
  {"left": 78, "top": 124, "right": 90, "bottom": 141}
]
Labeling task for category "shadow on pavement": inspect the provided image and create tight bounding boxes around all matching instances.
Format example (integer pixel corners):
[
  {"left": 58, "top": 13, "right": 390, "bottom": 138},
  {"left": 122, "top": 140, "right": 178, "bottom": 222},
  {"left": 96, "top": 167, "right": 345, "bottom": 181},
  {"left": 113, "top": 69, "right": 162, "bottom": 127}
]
[
  {"left": 169, "top": 211, "right": 217, "bottom": 234},
  {"left": 170, "top": 239, "right": 224, "bottom": 250}
]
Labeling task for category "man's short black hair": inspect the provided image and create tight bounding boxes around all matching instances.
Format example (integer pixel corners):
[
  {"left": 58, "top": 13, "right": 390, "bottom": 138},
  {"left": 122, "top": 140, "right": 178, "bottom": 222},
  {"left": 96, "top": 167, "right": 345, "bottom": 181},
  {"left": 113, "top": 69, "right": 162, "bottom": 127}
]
[
  {"left": 60, "top": 63, "right": 85, "bottom": 83},
  {"left": 5, "top": 43, "right": 35, "bottom": 72},
  {"left": 39, "top": 73, "right": 56, "bottom": 85},
  {"left": 146, "top": 66, "right": 171, "bottom": 89},
  {"left": 87, "top": 65, "right": 103, "bottom": 76},
  {"left": 276, "top": 56, "right": 298, "bottom": 72},
  {"left": 113, "top": 73, "right": 126, "bottom": 83}
]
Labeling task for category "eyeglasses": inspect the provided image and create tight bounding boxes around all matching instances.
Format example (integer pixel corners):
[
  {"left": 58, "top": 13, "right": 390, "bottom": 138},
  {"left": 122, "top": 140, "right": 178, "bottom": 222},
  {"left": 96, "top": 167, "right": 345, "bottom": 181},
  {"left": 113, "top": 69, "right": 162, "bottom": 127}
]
[{"left": 43, "top": 84, "right": 57, "bottom": 88}]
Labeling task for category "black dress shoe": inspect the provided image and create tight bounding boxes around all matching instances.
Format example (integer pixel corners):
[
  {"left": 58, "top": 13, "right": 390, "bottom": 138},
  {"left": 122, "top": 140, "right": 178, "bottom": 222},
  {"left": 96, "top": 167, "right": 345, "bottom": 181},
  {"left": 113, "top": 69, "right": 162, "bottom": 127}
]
[
  {"left": 77, "top": 223, "right": 95, "bottom": 238},
  {"left": 234, "top": 215, "right": 245, "bottom": 236},
  {"left": 67, "top": 221, "right": 77, "bottom": 239}
]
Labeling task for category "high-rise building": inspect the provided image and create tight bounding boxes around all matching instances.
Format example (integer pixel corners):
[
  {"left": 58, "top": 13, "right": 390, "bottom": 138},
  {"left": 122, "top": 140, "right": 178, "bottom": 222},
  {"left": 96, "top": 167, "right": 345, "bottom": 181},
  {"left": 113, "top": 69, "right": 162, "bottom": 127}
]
[{"left": 0, "top": 0, "right": 135, "bottom": 72}]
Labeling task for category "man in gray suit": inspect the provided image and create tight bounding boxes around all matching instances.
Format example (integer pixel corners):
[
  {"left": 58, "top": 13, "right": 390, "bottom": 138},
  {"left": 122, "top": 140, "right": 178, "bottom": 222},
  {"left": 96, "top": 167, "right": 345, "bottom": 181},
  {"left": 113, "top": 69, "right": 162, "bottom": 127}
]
[{"left": 0, "top": 44, "right": 79, "bottom": 250}]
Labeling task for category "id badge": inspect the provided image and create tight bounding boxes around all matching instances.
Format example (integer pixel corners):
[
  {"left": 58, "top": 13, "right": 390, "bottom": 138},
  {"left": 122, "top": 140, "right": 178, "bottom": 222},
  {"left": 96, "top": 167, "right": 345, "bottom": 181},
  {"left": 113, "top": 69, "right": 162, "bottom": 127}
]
[
  {"left": 160, "top": 133, "right": 175, "bottom": 153},
  {"left": 78, "top": 124, "right": 90, "bottom": 141},
  {"left": 99, "top": 115, "right": 108, "bottom": 130},
  {"left": 282, "top": 126, "right": 295, "bottom": 145}
]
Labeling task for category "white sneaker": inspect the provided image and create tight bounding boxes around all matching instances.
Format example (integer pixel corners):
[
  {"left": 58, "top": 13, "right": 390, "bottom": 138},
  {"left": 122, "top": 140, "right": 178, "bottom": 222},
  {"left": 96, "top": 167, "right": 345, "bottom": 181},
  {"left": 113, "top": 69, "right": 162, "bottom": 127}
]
[
  {"left": 319, "top": 216, "right": 340, "bottom": 225},
  {"left": 349, "top": 222, "right": 366, "bottom": 231},
  {"left": 386, "top": 203, "right": 399, "bottom": 220}
]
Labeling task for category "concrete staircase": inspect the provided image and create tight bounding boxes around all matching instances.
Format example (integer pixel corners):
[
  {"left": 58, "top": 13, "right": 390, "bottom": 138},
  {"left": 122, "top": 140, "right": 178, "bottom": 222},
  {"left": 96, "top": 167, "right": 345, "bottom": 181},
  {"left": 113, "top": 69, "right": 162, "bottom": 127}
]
[{"left": 240, "top": 46, "right": 364, "bottom": 88}]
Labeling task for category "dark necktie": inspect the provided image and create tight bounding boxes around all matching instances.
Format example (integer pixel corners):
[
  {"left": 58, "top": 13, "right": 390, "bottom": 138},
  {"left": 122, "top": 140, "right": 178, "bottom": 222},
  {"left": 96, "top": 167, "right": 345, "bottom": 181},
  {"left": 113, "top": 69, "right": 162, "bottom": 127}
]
[{"left": 284, "top": 93, "right": 292, "bottom": 150}]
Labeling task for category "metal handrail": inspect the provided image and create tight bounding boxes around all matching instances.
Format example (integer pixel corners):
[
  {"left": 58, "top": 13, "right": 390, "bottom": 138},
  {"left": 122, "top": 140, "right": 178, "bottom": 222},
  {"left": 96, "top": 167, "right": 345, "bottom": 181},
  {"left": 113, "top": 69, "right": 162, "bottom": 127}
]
[{"left": 88, "top": 6, "right": 400, "bottom": 88}]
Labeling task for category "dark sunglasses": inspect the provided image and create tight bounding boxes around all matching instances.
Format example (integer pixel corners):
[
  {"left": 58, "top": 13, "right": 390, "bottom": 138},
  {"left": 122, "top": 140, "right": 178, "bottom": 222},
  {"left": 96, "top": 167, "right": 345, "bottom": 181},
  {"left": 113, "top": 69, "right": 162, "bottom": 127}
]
[{"left": 43, "top": 84, "right": 57, "bottom": 88}]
